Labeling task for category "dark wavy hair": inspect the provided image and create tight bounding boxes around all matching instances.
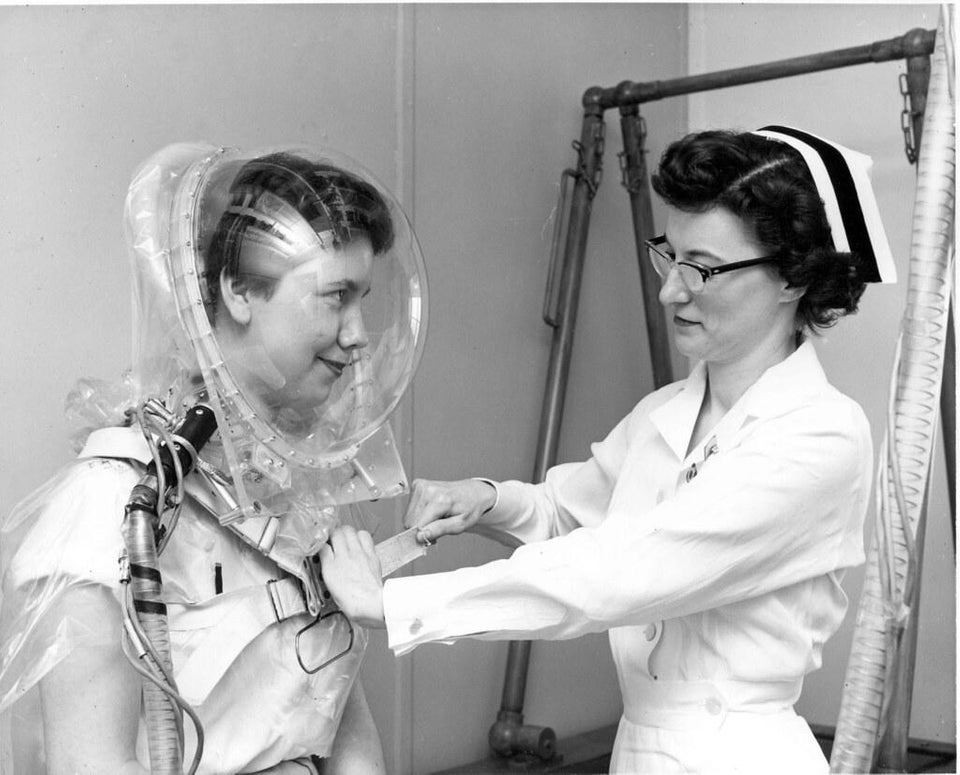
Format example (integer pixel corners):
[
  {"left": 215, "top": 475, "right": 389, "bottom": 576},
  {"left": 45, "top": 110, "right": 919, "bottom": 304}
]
[
  {"left": 650, "top": 130, "right": 866, "bottom": 332},
  {"left": 204, "top": 151, "right": 394, "bottom": 317}
]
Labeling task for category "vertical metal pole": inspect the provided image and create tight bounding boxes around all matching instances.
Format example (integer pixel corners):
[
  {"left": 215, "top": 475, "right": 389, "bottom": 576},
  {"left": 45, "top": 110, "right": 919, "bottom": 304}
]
[
  {"left": 902, "top": 49, "right": 931, "bottom": 164},
  {"left": 489, "top": 90, "right": 607, "bottom": 764},
  {"left": 532, "top": 91, "right": 608, "bottom": 475},
  {"left": 619, "top": 103, "right": 674, "bottom": 389}
]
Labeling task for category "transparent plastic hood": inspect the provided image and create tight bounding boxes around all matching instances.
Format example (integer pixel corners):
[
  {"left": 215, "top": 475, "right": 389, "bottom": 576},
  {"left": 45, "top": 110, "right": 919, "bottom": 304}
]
[{"left": 124, "top": 143, "right": 428, "bottom": 519}]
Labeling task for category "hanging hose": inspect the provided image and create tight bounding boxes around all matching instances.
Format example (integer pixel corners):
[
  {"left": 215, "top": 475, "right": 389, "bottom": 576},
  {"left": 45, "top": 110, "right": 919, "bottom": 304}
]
[
  {"left": 120, "top": 404, "right": 218, "bottom": 775},
  {"left": 830, "top": 7, "right": 955, "bottom": 772}
]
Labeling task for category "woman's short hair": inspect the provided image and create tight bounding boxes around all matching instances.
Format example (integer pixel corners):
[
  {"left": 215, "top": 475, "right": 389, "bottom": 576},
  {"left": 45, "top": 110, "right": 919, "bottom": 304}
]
[
  {"left": 651, "top": 129, "right": 866, "bottom": 331},
  {"left": 204, "top": 152, "right": 395, "bottom": 317}
]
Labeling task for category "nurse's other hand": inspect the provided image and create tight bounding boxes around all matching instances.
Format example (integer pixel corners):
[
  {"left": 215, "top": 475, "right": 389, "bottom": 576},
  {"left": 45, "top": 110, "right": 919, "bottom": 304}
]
[
  {"left": 319, "top": 526, "right": 385, "bottom": 628},
  {"left": 403, "top": 478, "right": 497, "bottom": 544}
]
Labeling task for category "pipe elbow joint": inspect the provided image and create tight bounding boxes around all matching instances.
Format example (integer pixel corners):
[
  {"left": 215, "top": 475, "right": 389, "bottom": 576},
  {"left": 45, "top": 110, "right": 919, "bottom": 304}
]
[{"left": 488, "top": 714, "right": 557, "bottom": 761}]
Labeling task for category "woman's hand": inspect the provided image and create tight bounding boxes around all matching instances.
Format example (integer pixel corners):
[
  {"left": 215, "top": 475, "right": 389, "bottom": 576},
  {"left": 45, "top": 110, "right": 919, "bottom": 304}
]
[
  {"left": 402, "top": 478, "right": 498, "bottom": 543},
  {"left": 319, "top": 526, "right": 386, "bottom": 628}
]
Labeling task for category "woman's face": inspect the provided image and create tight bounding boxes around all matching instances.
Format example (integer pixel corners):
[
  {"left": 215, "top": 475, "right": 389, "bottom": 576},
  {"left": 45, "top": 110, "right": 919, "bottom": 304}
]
[
  {"left": 658, "top": 206, "right": 798, "bottom": 367},
  {"left": 238, "top": 236, "right": 374, "bottom": 414}
]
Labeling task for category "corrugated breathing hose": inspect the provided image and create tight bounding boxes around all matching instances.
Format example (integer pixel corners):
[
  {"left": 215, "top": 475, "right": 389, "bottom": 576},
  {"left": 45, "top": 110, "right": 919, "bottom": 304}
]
[
  {"left": 121, "top": 404, "right": 217, "bottom": 775},
  {"left": 830, "top": 7, "right": 955, "bottom": 772}
]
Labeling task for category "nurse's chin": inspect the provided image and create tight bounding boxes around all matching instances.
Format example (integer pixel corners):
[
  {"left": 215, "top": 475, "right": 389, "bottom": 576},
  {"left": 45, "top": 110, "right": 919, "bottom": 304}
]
[{"left": 671, "top": 336, "right": 710, "bottom": 361}]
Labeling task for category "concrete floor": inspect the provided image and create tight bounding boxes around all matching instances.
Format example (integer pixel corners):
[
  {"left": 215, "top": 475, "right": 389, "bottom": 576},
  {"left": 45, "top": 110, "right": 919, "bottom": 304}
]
[{"left": 436, "top": 722, "right": 957, "bottom": 774}]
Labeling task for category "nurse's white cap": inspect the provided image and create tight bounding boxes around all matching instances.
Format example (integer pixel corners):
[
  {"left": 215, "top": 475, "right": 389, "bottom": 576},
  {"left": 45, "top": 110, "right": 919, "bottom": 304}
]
[{"left": 752, "top": 125, "right": 897, "bottom": 284}]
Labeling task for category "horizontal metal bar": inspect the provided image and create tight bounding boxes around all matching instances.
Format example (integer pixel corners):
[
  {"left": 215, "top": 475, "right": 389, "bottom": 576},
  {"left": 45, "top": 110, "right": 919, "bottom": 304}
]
[{"left": 588, "top": 27, "right": 935, "bottom": 110}]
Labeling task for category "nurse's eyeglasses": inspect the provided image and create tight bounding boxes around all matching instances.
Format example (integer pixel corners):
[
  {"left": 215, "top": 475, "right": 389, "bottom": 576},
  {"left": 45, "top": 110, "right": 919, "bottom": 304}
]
[{"left": 645, "top": 235, "right": 780, "bottom": 295}]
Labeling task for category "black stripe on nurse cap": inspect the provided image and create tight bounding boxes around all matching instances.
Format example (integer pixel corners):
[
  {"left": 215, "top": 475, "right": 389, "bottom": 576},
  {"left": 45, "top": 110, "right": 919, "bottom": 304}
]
[{"left": 752, "top": 125, "right": 897, "bottom": 283}]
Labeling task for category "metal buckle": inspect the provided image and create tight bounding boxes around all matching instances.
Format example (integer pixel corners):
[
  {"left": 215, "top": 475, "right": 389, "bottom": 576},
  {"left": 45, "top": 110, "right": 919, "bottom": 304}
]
[
  {"left": 300, "top": 554, "right": 332, "bottom": 616},
  {"left": 295, "top": 610, "right": 355, "bottom": 674},
  {"left": 266, "top": 579, "right": 287, "bottom": 621}
]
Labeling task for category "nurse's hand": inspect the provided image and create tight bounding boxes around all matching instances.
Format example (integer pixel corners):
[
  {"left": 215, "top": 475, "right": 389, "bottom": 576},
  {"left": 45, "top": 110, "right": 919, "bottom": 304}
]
[
  {"left": 319, "top": 526, "right": 385, "bottom": 629},
  {"left": 403, "top": 478, "right": 498, "bottom": 544}
]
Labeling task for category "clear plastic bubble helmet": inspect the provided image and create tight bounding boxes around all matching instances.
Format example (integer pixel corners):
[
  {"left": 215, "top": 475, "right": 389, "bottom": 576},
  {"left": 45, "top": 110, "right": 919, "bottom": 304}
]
[{"left": 118, "top": 143, "right": 428, "bottom": 561}]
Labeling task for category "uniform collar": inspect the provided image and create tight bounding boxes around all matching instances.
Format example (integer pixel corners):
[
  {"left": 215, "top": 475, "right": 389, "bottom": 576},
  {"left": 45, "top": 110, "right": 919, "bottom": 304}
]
[
  {"left": 650, "top": 339, "right": 829, "bottom": 460},
  {"left": 78, "top": 425, "right": 153, "bottom": 464}
]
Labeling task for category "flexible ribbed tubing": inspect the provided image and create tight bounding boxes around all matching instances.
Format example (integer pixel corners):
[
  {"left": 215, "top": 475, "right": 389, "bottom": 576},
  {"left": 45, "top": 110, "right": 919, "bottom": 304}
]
[
  {"left": 124, "top": 505, "right": 184, "bottom": 775},
  {"left": 830, "top": 7, "right": 955, "bottom": 772}
]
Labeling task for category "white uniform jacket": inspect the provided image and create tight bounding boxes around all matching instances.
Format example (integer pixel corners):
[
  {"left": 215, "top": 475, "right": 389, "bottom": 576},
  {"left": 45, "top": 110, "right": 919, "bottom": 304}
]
[
  {"left": 383, "top": 341, "right": 872, "bottom": 773},
  {"left": 0, "top": 428, "right": 362, "bottom": 774}
]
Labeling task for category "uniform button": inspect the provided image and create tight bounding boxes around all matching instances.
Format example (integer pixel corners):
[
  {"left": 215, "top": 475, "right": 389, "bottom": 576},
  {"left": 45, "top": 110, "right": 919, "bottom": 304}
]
[
  {"left": 410, "top": 618, "right": 423, "bottom": 634},
  {"left": 705, "top": 697, "right": 722, "bottom": 715},
  {"left": 643, "top": 623, "right": 657, "bottom": 641}
]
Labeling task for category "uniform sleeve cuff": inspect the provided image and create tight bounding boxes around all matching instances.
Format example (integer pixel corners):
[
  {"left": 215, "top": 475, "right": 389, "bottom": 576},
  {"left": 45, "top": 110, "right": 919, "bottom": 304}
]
[{"left": 471, "top": 477, "right": 501, "bottom": 514}]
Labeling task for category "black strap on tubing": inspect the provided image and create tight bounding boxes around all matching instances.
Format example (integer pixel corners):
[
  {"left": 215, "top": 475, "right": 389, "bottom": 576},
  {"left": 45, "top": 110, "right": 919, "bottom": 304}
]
[{"left": 122, "top": 404, "right": 217, "bottom": 774}]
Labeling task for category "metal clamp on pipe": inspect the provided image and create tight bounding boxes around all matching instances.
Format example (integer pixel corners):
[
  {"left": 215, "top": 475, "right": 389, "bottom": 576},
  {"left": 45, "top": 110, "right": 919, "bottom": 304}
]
[
  {"left": 488, "top": 710, "right": 557, "bottom": 762},
  {"left": 487, "top": 640, "right": 558, "bottom": 765}
]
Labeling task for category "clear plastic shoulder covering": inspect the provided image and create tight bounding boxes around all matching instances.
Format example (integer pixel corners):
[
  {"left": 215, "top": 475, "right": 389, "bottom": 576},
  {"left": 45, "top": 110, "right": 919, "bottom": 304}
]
[{"left": 0, "top": 457, "right": 134, "bottom": 771}]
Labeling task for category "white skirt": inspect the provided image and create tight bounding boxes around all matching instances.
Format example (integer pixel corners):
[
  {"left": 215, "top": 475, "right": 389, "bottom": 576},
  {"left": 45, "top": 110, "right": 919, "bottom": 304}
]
[
  {"left": 610, "top": 705, "right": 827, "bottom": 774},
  {"left": 609, "top": 670, "right": 827, "bottom": 774}
]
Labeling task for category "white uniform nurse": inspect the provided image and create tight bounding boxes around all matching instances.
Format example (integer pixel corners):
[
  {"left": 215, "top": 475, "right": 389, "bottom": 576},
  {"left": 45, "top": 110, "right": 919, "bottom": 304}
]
[{"left": 320, "top": 125, "right": 897, "bottom": 774}]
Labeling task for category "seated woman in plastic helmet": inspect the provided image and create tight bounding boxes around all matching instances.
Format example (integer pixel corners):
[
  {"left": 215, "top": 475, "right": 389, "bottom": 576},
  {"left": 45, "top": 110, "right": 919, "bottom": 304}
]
[
  {"left": 319, "top": 126, "right": 896, "bottom": 774},
  {"left": 0, "top": 144, "right": 427, "bottom": 774}
]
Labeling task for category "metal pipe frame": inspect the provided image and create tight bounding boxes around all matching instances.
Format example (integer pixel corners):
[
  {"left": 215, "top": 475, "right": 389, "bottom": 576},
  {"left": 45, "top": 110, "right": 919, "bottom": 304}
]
[
  {"left": 595, "top": 28, "right": 935, "bottom": 109},
  {"left": 618, "top": 105, "right": 674, "bottom": 389},
  {"left": 490, "top": 24, "right": 942, "bottom": 770},
  {"left": 489, "top": 102, "right": 606, "bottom": 764}
]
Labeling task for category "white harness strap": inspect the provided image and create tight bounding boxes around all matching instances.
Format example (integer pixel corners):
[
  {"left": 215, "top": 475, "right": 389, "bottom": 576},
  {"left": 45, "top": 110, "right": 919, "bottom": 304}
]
[
  {"left": 171, "top": 525, "right": 426, "bottom": 703},
  {"left": 79, "top": 425, "right": 428, "bottom": 701},
  {"left": 169, "top": 577, "right": 311, "bottom": 703},
  {"left": 186, "top": 466, "right": 428, "bottom": 610}
]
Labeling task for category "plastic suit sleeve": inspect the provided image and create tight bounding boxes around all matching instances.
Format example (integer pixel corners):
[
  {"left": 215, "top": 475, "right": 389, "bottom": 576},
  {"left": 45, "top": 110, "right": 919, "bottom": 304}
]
[
  {"left": 382, "top": 398, "right": 871, "bottom": 654},
  {"left": 0, "top": 458, "right": 135, "bottom": 715}
]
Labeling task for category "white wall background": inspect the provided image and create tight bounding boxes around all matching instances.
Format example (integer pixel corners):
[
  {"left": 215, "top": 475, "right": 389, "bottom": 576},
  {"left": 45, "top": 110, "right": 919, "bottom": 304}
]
[{"left": 0, "top": 4, "right": 951, "bottom": 774}]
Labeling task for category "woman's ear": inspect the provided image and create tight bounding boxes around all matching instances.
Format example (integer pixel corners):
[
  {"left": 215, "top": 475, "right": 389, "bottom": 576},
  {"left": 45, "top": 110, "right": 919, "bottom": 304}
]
[
  {"left": 219, "top": 271, "right": 252, "bottom": 326},
  {"left": 780, "top": 283, "right": 806, "bottom": 304}
]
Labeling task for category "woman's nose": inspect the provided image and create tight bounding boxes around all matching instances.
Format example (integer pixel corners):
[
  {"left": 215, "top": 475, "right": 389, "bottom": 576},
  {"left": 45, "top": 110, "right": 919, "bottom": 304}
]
[
  {"left": 339, "top": 305, "right": 369, "bottom": 350},
  {"left": 658, "top": 266, "right": 691, "bottom": 306}
]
